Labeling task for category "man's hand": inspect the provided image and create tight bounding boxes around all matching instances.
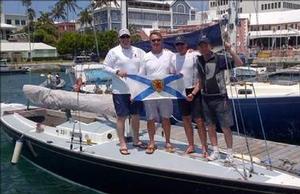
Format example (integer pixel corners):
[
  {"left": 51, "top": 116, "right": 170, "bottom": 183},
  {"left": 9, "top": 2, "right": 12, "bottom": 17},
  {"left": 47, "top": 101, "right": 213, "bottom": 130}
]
[
  {"left": 186, "top": 93, "right": 194, "bottom": 102},
  {"left": 224, "top": 42, "right": 232, "bottom": 52},
  {"left": 116, "top": 70, "right": 127, "bottom": 78}
]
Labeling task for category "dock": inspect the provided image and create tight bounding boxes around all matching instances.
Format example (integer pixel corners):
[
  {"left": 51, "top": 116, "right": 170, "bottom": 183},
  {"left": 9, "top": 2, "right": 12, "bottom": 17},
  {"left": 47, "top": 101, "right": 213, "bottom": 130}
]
[{"left": 139, "top": 121, "right": 300, "bottom": 176}]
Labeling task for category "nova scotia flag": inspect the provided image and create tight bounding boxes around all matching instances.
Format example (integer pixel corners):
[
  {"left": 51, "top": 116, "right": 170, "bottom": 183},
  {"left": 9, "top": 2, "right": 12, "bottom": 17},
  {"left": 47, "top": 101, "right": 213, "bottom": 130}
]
[{"left": 126, "top": 74, "right": 186, "bottom": 101}]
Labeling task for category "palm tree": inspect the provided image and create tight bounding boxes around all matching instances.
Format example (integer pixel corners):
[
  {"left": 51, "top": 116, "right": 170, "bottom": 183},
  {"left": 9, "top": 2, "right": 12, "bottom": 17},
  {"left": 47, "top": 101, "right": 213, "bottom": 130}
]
[
  {"left": 79, "top": 8, "right": 93, "bottom": 32},
  {"left": 21, "top": 0, "right": 35, "bottom": 62},
  {"left": 58, "top": 0, "right": 80, "bottom": 21},
  {"left": 51, "top": 2, "right": 66, "bottom": 22},
  {"left": 38, "top": 12, "right": 53, "bottom": 25}
]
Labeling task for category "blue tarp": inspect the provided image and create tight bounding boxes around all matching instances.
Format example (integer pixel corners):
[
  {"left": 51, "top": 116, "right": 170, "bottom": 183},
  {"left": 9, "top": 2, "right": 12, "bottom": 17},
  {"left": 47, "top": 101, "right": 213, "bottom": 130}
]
[{"left": 133, "top": 23, "right": 222, "bottom": 52}]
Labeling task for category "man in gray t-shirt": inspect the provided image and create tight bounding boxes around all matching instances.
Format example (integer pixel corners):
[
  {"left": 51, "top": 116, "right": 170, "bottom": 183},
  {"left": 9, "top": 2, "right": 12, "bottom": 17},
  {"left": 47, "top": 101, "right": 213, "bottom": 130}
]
[{"left": 197, "top": 35, "right": 243, "bottom": 162}]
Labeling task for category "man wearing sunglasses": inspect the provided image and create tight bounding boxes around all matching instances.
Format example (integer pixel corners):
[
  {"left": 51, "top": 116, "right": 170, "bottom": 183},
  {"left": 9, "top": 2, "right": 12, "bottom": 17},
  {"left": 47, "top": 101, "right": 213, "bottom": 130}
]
[
  {"left": 172, "top": 36, "right": 208, "bottom": 157},
  {"left": 104, "top": 28, "right": 146, "bottom": 155},
  {"left": 139, "top": 31, "right": 176, "bottom": 154}
]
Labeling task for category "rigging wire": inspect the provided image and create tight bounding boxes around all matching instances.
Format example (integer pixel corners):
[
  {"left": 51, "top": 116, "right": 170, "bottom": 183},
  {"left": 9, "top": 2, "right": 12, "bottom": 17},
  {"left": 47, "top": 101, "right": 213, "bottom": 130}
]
[
  {"left": 215, "top": 0, "right": 248, "bottom": 179},
  {"left": 251, "top": 0, "right": 273, "bottom": 169}
]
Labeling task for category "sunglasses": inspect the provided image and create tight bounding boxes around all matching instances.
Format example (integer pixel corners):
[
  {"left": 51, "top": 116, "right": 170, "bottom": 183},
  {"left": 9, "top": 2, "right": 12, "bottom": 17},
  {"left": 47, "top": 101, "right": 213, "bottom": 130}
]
[
  {"left": 151, "top": 39, "right": 161, "bottom": 43},
  {"left": 120, "top": 35, "right": 130, "bottom": 39}
]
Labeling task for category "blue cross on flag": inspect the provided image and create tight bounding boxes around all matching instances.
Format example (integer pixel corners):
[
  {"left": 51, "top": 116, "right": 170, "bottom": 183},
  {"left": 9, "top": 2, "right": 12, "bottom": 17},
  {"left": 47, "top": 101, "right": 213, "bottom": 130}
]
[{"left": 126, "top": 74, "right": 186, "bottom": 101}]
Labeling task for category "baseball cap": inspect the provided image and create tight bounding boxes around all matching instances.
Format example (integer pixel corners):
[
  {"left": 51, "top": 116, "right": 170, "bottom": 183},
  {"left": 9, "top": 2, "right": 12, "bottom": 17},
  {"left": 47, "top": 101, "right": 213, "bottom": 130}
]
[
  {"left": 198, "top": 35, "right": 210, "bottom": 45},
  {"left": 174, "top": 36, "right": 187, "bottom": 45},
  {"left": 118, "top": 28, "right": 130, "bottom": 37}
]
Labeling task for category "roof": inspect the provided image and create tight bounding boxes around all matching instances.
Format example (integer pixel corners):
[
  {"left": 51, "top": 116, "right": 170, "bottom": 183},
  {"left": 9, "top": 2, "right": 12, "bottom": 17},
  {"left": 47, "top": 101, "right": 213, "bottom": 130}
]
[
  {"left": 249, "top": 29, "right": 300, "bottom": 39},
  {"left": 240, "top": 9, "right": 300, "bottom": 25},
  {"left": 1, "top": 42, "right": 57, "bottom": 52},
  {"left": 0, "top": 23, "right": 17, "bottom": 29}
]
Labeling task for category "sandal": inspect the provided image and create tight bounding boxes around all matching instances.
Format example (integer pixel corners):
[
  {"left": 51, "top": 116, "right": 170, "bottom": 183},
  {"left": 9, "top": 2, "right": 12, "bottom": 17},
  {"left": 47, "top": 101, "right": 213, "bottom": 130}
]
[
  {"left": 133, "top": 141, "right": 147, "bottom": 149},
  {"left": 145, "top": 145, "right": 157, "bottom": 154},
  {"left": 119, "top": 148, "right": 130, "bottom": 155},
  {"left": 185, "top": 146, "right": 195, "bottom": 154},
  {"left": 165, "top": 144, "right": 175, "bottom": 153}
]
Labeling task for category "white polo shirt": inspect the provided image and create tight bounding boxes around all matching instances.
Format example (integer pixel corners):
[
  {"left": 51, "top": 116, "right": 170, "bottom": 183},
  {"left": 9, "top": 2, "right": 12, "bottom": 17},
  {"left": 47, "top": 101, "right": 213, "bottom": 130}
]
[
  {"left": 103, "top": 45, "right": 145, "bottom": 94},
  {"left": 139, "top": 49, "right": 175, "bottom": 76},
  {"left": 172, "top": 51, "right": 200, "bottom": 89}
]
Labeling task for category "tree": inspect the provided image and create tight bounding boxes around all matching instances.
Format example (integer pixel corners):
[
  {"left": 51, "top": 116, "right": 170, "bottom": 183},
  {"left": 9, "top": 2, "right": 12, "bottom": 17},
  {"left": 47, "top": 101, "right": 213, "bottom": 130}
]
[
  {"left": 51, "top": 2, "right": 66, "bottom": 22},
  {"left": 38, "top": 11, "right": 53, "bottom": 25},
  {"left": 57, "top": 0, "right": 80, "bottom": 21},
  {"left": 79, "top": 8, "right": 93, "bottom": 32}
]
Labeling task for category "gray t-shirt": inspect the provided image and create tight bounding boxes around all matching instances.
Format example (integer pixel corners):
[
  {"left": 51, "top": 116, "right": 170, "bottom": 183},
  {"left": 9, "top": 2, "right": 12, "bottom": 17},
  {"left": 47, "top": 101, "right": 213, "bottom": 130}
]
[{"left": 197, "top": 52, "right": 234, "bottom": 96}]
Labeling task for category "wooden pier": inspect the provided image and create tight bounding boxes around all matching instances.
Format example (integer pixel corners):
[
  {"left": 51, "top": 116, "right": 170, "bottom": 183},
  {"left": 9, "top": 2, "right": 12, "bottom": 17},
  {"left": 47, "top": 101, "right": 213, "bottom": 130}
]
[{"left": 140, "top": 121, "right": 300, "bottom": 176}]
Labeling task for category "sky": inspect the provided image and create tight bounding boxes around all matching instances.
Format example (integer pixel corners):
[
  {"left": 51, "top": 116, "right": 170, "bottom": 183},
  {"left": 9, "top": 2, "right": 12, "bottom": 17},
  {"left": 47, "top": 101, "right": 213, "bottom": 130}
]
[{"left": 3, "top": 0, "right": 91, "bottom": 20}]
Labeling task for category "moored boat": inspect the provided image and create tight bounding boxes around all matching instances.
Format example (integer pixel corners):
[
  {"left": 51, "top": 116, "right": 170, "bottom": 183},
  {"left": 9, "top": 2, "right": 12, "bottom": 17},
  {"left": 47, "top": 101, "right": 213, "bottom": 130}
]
[{"left": 1, "top": 103, "right": 300, "bottom": 194}]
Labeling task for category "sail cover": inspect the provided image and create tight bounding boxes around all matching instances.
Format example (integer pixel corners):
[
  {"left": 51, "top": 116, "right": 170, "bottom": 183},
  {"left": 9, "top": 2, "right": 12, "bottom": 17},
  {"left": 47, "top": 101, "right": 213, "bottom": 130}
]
[
  {"left": 23, "top": 85, "right": 115, "bottom": 117},
  {"left": 133, "top": 23, "right": 222, "bottom": 52}
]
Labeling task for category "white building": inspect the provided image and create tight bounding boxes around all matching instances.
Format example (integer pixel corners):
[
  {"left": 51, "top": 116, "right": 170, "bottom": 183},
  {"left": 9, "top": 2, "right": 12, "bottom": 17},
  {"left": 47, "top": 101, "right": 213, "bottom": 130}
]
[
  {"left": 208, "top": 0, "right": 300, "bottom": 20},
  {"left": 4, "top": 14, "right": 27, "bottom": 30},
  {"left": 0, "top": 1, "right": 17, "bottom": 40},
  {"left": 93, "top": 0, "right": 206, "bottom": 31},
  {"left": 1, "top": 42, "right": 58, "bottom": 62}
]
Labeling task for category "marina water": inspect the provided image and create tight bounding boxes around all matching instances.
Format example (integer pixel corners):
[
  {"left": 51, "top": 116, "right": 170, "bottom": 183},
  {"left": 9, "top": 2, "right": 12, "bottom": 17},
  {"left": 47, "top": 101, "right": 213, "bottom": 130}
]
[{"left": 0, "top": 72, "right": 102, "bottom": 194}]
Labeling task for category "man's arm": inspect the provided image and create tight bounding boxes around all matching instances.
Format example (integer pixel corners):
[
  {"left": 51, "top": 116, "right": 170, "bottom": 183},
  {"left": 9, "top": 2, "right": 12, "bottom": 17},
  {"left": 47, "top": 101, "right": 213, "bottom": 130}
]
[{"left": 224, "top": 42, "right": 243, "bottom": 67}]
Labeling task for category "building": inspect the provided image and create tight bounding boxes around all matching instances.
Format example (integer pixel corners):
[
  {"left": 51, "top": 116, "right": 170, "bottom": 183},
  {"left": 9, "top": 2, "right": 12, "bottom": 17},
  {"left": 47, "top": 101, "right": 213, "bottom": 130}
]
[
  {"left": 1, "top": 42, "right": 58, "bottom": 62},
  {"left": 93, "top": 0, "right": 206, "bottom": 32},
  {"left": 55, "top": 21, "right": 76, "bottom": 33},
  {"left": 0, "top": 1, "right": 17, "bottom": 40},
  {"left": 208, "top": 0, "right": 300, "bottom": 20},
  {"left": 4, "top": 13, "right": 27, "bottom": 30}
]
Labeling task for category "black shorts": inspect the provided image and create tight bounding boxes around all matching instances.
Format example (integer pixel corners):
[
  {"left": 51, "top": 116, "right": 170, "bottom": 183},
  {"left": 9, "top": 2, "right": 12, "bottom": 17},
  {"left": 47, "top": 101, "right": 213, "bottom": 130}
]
[
  {"left": 202, "top": 95, "right": 234, "bottom": 129},
  {"left": 178, "top": 88, "right": 204, "bottom": 119},
  {"left": 112, "top": 94, "right": 143, "bottom": 117}
]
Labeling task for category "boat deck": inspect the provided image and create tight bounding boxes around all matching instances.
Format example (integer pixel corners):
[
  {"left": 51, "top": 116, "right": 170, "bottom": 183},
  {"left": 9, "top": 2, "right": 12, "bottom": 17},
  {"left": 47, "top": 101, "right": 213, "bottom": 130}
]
[{"left": 148, "top": 121, "right": 300, "bottom": 176}]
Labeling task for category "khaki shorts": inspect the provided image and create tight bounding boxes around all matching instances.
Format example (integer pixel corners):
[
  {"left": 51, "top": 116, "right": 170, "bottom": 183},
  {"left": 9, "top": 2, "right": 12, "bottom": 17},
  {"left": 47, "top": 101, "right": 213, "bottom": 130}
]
[{"left": 144, "top": 99, "right": 173, "bottom": 120}]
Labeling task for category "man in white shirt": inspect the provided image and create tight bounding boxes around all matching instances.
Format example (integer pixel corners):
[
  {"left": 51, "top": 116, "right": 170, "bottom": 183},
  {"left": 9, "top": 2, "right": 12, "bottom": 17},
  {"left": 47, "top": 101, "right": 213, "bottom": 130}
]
[
  {"left": 172, "top": 36, "right": 208, "bottom": 156},
  {"left": 104, "top": 28, "right": 146, "bottom": 155},
  {"left": 139, "top": 31, "right": 175, "bottom": 154}
]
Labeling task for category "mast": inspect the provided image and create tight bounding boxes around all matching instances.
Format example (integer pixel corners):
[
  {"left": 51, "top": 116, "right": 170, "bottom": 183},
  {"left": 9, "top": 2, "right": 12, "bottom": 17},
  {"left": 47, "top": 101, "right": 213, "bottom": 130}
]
[
  {"left": 121, "top": 0, "right": 128, "bottom": 29},
  {"left": 227, "top": 0, "right": 239, "bottom": 51}
]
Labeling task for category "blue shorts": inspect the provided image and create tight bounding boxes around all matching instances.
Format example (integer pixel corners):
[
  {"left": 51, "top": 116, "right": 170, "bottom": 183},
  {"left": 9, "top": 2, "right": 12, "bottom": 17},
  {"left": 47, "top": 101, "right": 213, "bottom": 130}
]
[
  {"left": 112, "top": 94, "right": 142, "bottom": 117},
  {"left": 202, "top": 95, "right": 234, "bottom": 129}
]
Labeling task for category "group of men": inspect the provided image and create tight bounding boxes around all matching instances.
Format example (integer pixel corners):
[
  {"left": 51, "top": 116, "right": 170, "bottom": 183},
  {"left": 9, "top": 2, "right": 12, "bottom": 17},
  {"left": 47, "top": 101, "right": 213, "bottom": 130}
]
[{"left": 103, "top": 28, "right": 243, "bottom": 162}]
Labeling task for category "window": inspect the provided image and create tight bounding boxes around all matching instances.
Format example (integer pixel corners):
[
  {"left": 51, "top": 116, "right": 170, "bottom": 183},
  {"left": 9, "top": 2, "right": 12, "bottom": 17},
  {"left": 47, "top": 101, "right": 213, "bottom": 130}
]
[
  {"left": 177, "top": 4, "right": 185, "bottom": 13},
  {"left": 271, "top": 3, "right": 274, "bottom": 9},
  {"left": 268, "top": 4, "right": 270, "bottom": 9},
  {"left": 275, "top": 2, "right": 277, "bottom": 9},
  {"left": 21, "top": 20, "right": 26, "bottom": 25},
  {"left": 277, "top": 26, "right": 281, "bottom": 30},
  {"left": 261, "top": 4, "right": 264, "bottom": 10},
  {"left": 15, "top": 20, "right": 20, "bottom": 25},
  {"left": 278, "top": 2, "right": 281, "bottom": 8},
  {"left": 6, "top": 19, "right": 11, "bottom": 24}
]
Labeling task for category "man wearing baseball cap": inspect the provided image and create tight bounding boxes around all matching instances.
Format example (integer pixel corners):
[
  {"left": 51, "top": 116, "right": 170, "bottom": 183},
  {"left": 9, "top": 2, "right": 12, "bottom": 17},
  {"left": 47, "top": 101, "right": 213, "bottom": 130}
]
[
  {"left": 103, "top": 28, "right": 146, "bottom": 155},
  {"left": 172, "top": 35, "right": 208, "bottom": 157},
  {"left": 196, "top": 35, "right": 243, "bottom": 163}
]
